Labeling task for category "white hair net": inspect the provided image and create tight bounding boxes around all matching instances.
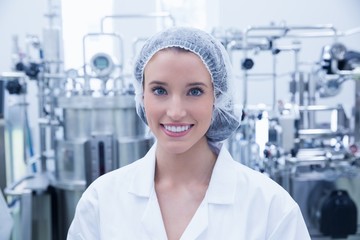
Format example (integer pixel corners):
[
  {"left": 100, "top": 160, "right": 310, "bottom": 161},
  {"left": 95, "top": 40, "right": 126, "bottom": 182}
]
[{"left": 133, "top": 27, "right": 240, "bottom": 142}]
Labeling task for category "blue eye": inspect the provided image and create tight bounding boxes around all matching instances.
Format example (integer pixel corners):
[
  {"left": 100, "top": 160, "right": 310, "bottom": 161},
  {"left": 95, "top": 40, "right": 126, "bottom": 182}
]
[
  {"left": 188, "top": 88, "right": 203, "bottom": 96},
  {"left": 152, "top": 87, "right": 167, "bottom": 96}
]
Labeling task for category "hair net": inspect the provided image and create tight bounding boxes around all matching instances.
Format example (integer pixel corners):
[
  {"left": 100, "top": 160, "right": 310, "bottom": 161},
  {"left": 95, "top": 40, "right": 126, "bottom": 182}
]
[{"left": 133, "top": 26, "right": 240, "bottom": 142}]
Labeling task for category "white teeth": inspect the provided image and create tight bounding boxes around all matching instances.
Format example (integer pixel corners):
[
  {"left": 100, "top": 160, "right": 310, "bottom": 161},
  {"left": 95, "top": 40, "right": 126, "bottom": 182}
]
[{"left": 164, "top": 125, "right": 190, "bottom": 133}]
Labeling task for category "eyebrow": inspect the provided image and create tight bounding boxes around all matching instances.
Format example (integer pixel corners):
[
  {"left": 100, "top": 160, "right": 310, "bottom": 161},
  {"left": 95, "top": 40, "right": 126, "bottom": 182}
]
[
  {"left": 188, "top": 82, "right": 210, "bottom": 88},
  {"left": 147, "top": 80, "right": 166, "bottom": 86},
  {"left": 147, "top": 80, "right": 210, "bottom": 88}
]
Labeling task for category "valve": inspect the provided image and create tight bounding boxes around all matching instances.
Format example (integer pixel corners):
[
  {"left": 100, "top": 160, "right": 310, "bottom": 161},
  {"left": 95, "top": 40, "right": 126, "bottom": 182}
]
[
  {"left": 6, "top": 80, "right": 23, "bottom": 94},
  {"left": 241, "top": 58, "right": 254, "bottom": 70}
]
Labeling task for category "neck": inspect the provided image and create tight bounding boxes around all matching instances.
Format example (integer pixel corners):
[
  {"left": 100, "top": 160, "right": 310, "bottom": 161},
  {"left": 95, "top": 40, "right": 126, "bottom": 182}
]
[{"left": 155, "top": 138, "right": 217, "bottom": 186}]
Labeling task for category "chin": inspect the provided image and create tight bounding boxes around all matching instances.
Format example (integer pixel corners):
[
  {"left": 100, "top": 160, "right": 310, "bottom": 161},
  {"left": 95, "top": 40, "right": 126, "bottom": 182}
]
[
  {"left": 158, "top": 136, "right": 209, "bottom": 155},
  {"left": 158, "top": 141, "right": 194, "bottom": 155}
]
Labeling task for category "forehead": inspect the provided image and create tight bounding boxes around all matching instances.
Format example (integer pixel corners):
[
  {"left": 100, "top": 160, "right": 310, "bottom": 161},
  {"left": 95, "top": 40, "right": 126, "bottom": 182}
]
[
  {"left": 150, "top": 47, "right": 197, "bottom": 62},
  {"left": 146, "top": 47, "right": 210, "bottom": 72},
  {"left": 144, "top": 48, "right": 211, "bottom": 81},
  {"left": 143, "top": 48, "right": 212, "bottom": 85}
]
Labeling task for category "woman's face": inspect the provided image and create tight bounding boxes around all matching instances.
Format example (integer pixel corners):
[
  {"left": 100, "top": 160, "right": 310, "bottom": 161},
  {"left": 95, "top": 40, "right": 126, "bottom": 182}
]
[{"left": 143, "top": 49, "right": 214, "bottom": 154}]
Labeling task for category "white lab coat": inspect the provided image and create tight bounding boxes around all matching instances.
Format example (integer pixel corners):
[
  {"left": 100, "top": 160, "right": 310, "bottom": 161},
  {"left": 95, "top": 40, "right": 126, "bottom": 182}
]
[{"left": 67, "top": 143, "right": 310, "bottom": 240}]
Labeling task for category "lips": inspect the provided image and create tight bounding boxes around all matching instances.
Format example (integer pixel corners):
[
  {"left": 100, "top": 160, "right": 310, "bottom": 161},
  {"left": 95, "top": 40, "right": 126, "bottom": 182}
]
[{"left": 161, "top": 124, "right": 193, "bottom": 137}]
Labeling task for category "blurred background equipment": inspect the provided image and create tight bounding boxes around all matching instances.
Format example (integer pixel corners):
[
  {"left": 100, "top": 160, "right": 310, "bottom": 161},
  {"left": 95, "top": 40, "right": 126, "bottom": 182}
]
[
  {"left": 222, "top": 24, "right": 360, "bottom": 239},
  {"left": 1, "top": 0, "right": 360, "bottom": 239}
]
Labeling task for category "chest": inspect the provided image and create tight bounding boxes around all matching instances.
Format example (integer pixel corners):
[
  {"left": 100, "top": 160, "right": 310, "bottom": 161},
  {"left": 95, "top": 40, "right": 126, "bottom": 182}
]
[
  {"left": 156, "top": 185, "right": 208, "bottom": 240},
  {"left": 98, "top": 191, "right": 268, "bottom": 240}
]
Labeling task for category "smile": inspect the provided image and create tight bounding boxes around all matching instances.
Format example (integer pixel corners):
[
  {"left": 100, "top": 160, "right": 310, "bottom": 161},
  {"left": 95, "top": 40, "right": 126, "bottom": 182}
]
[{"left": 163, "top": 124, "right": 192, "bottom": 133}]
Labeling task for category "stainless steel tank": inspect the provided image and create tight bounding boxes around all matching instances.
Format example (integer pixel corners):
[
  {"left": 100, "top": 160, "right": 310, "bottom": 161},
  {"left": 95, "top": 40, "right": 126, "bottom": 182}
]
[
  {"left": 282, "top": 154, "right": 360, "bottom": 239},
  {"left": 51, "top": 94, "right": 153, "bottom": 240}
]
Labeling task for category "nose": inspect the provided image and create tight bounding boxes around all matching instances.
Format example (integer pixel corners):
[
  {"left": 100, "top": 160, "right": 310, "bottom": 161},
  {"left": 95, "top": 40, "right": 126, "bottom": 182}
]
[{"left": 166, "top": 96, "right": 187, "bottom": 120}]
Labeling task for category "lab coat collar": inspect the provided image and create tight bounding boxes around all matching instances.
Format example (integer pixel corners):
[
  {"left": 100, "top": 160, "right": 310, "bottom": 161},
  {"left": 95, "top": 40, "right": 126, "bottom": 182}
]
[
  {"left": 128, "top": 142, "right": 237, "bottom": 204},
  {"left": 206, "top": 145, "right": 237, "bottom": 204},
  {"left": 141, "top": 187, "right": 168, "bottom": 239},
  {"left": 128, "top": 143, "right": 157, "bottom": 197},
  {"left": 129, "top": 142, "right": 237, "bottom": 239},
  {"left": 129, "top": 144, "right": 167, "bottom": 239}
]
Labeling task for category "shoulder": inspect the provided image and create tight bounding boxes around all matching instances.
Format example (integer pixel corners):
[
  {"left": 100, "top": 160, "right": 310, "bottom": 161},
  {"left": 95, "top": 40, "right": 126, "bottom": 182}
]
[
  {"left": 218, "top": 148, "right": 310, "bottom": 238},
  {"left": 85, "top": 158, "right": 144, "bottom": 196},
  {"left": 80, "top": 144, "right": 156, "bottom": 203},
  {"left": 235, "top": 161, "right": 286, "bottom": 196},
  {"left": 67, "top": 156, "right": 151, "bottom": 239},
  {"left": 218, "top": 146, "right": 285, "bottom": 190},
  {"left": 218, "top": 146, "right": 297, "bottom": 210}
]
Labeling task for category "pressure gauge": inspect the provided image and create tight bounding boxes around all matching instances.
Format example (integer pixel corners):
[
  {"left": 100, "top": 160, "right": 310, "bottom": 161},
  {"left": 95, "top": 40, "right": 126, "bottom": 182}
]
[
  {"left": 90, "top": 53, "right": 114, "bottom": 78},
  {"left": 66, "top": 68, "right": 78, "bottom": 79}
]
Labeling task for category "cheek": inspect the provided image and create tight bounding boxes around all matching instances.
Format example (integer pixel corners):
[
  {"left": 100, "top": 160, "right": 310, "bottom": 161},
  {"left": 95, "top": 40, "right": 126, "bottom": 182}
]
[
  {"left": 143, "top": 93, "right": 159, "bottom": 122},
  {"left": 194, "top": 100, "right": 214, "bottom": 124},
  {"left": 143, "top": 89, "right": 152, "bottom": 107},
  {"left": 206, "top": 107, "right": 214, "bottom": 124}
]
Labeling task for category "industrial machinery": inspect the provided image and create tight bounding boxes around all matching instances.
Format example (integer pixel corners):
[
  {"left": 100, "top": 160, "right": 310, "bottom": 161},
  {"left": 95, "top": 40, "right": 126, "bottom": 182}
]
[
  {"left": 0, "top": 6, "right": 180, "bottom": 240},
  {"left": 220, "top": 24, "right": 360, "bottom": 239},
  {"left": 0, "top": 79, "right": 5, "bottom": 192},
  {"left": 2, "top": 3, "right": 360, "bottom": 239}
]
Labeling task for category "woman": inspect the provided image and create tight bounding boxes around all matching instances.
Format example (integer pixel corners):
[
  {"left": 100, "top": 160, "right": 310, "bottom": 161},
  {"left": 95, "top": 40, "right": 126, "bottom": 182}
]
[{"left": 67, "top": 27, "right": 310, "bottom": 240}]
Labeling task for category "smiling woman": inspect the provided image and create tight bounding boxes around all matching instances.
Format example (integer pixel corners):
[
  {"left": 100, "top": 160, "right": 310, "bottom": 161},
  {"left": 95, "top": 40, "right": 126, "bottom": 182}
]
[
  {"left": 143, "top": 48, "right": 214, "bottom": 156},
  {"left": 143, "top": 49, "right": 216, "bottom": 238},
  {"left": 134, "top": 27, "right": 240, "bottom": 143},
  {"left": 67, "top": 27, "right": 311, "bottom": 240}
]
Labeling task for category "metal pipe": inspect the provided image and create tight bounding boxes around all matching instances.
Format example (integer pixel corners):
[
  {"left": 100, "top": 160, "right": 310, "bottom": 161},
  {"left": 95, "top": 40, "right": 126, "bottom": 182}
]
[
  {"left": 343, "top": 27, "right": 360, "bottom": 36},
  {"left": 100, "top": 12, "right": 176, "bottom": 33},
  {"left": 298, "top": 128, "right": 350, "bottom": 138},
  {"left": 290, "top": 42, "right": 301, "bottom": 104},
  {"left": 0, "top": 72, "right": 26, "bottom": 78},
  {"left": 244, "top": 25, "right": 289, "bottom": 39},
  {"left": 293, "top": 42, "right": 300, "bottom": 74},
  {"left": 286, "top": 26, "right": 360, "bottom": 38},
  {"left": 272, "top": 53, "right": 277, "bottom": 112},
  {"left": 37, "top": 77, "right": 47, "bottom": 172},
  {"left": 4, "top": 175, "right": 35, "bottom": 196},
  {"left": 355, "top": 80, "right": 360, "bottom": 144},
  {"left": 242, "top": 29, "right": 249, "bottom": 110},
  {"left": 49, "top": 93, "right": 57, "bottom": 150},
  {"left": 20, "top": 191, "right": 32, "bottom": 240},
  {"left": 330, "top": 59, "right": 358, "bottom": 76},
  {"left": 245, "top": 73, "right": 278, "bottom": 77},
  {"left": 307, "top": 73, "right": 317, "bottom": 129},
  {"left": 226, "top": 40, "right": 238, "bottom": 63},
  {"left": 298, "top": 72, "right": 305, "bottom": 128},
  {"left": 285, "top": 25, "right": 337, "bottom": 41},
  {"left": 244, "top": 24, "right": 338, "bottom": 40},
  {"left": 42, "top": 73, "right": 66, "bottom": 79},
  {"left": 242, "top": 25, "right": 285, "bottom": 110},
  {"left": 132, "top": 37, "right": 148, "bottom": 61},
  {"left": 242, "top": 24, "right": 337, "bottom": 112},
  {"left": 299, "top": 105, "right": 343, "bottom": 111}
]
